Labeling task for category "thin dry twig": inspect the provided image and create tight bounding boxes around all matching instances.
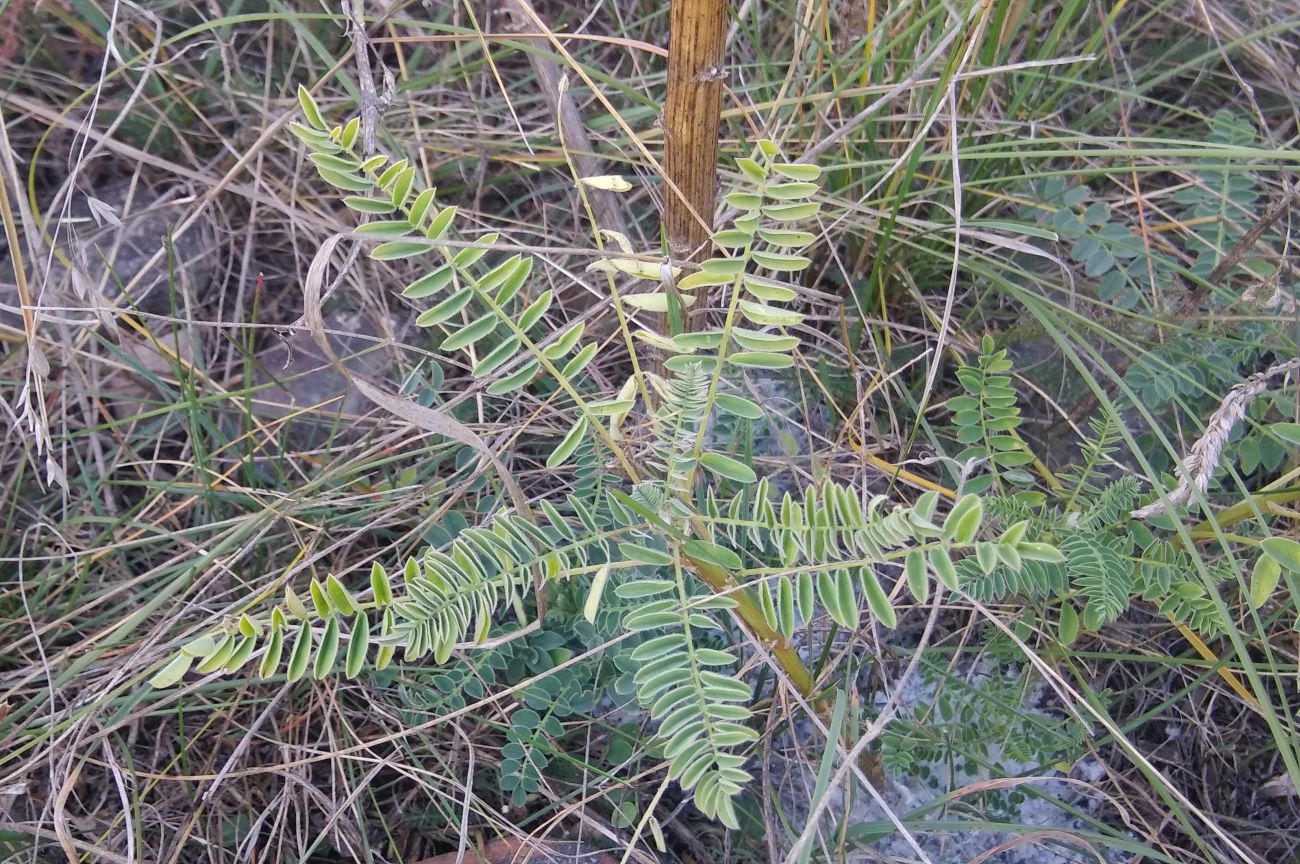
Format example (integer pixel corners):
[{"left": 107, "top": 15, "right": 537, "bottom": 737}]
[
  {"left": 492, "top": 0, "right": 629, "bottom": 241},
  {"left": 344, "top": 0, "right": 388, "bottom": 157}
]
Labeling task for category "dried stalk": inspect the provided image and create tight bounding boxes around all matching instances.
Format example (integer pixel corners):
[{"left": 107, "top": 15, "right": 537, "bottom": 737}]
[
  {"left": 493, "top": 0, "right": 629, "bottom": 243},
  {"left": 1132, "top": 358, "right": 1300, "bottom": 519},
  {"left": 662, "top": 0, "right": 727, "bottom": 335}
]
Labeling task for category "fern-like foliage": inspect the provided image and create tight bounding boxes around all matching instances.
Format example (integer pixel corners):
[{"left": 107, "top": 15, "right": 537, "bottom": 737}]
[
  {"left": 1134, "top": 540, "right": 1231, "bottom": 637},
  {"left": 1060, "top": 533, "right": 1133, "bottom": 626},
  {"left": 644, "top": 361, "right": 713, "bottom": 515},
  {"left": 146, "top": 94, "right": 1067, "bottom": 829},
  {"left": 1173, "top": 110, "right": 1263, "bottom": 283},
  {"left": 972, "top": 476, "right": 1244, "bottom": 639},
  {"left": 878, "top": 655, "right": 1090, "bottom": 784},
  {"left": 961, "top": 556, "right": 1068, "bottom": 604},
  {"left": 1057, "top": 414, "right": 1124, "bottom": 510},
  {"left": 705, "top": 480, "right": 1058, "bottom": 633},
  {"left": 948, "top": 334, "right": 1035, "bottom": 493},
  {"left": 937, "top": 339, "right": 1252, "bottom": 639},
  {"left": 500, "top": 706, "right": 567, "bottom": 807},
  {"left": 620, "top": 578, "right": 756, "bottom": 826},
  {"left": 1069, "top": 475, "right": 1140, "bottom": 533},
  {"left": 286, "top": 87, "right": 606, "bottom": 433},
  {"left": 150, "top": 500, "right": 605, "bottom": 687},
  {"left": 1019, "top": 111, "right": 1278, "bottom": 313}
]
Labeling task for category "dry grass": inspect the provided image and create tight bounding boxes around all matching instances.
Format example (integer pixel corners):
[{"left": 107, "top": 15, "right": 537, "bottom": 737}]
[{"left": 2, "top": 0, "right": 1299, "bottom": 862}]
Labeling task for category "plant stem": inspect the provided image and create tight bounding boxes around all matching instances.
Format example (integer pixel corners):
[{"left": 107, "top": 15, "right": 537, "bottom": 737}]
[
  {"left": 663, "top": 0, "right": 727, "bottom": 336},
  {"left": 684, "top": 554, "right": 815, "bottom": 695},
  {"left": 684, "top": 552, "right": 889, "bottom": 788}
]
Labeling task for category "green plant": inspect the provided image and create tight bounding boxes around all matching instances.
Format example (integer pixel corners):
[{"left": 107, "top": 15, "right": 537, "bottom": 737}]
[
  {"left": 944, "top": 347, "right": 1299, "bottom": 641},
  {"left": 144, "top": 86, "right": 1066, "bottom": 829},
  {"left": 1012, "top": 109, "right": 1297, "bottom": 483},
  {"left": 948, "top": 334, "right": 1036, "bottom": 493},
  {"left": 1018, "top": 110, "right": 1281, "bottom": 316},
  {"left": 7, "top": 3, "right": 1300, "bottom": 862},
  {"left": 878, "top": 655, "right": 1091, "bottom": 785}
]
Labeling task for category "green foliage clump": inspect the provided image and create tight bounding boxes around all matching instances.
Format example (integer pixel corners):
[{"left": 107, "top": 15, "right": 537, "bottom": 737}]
[
  {"left": 879, "top": 656, "right": 1089, "bottom": 784},
  {"left": 141, "top": 88, "right": 1076, "bottom": 830},
  {"left": 1018, "top": 110, "right": 1279, "bottom": 314},
  {"left": 948, "top": 334, "right": 1036, "bottom": 493},
  {"left": 942, "top": 345, "right": 1277, "bottom": 640}
]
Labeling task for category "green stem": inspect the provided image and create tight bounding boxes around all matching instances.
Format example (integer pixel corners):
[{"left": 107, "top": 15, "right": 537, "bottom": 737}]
[{"left": 682, "top": 553, "right": 814, "bottom": 697}]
